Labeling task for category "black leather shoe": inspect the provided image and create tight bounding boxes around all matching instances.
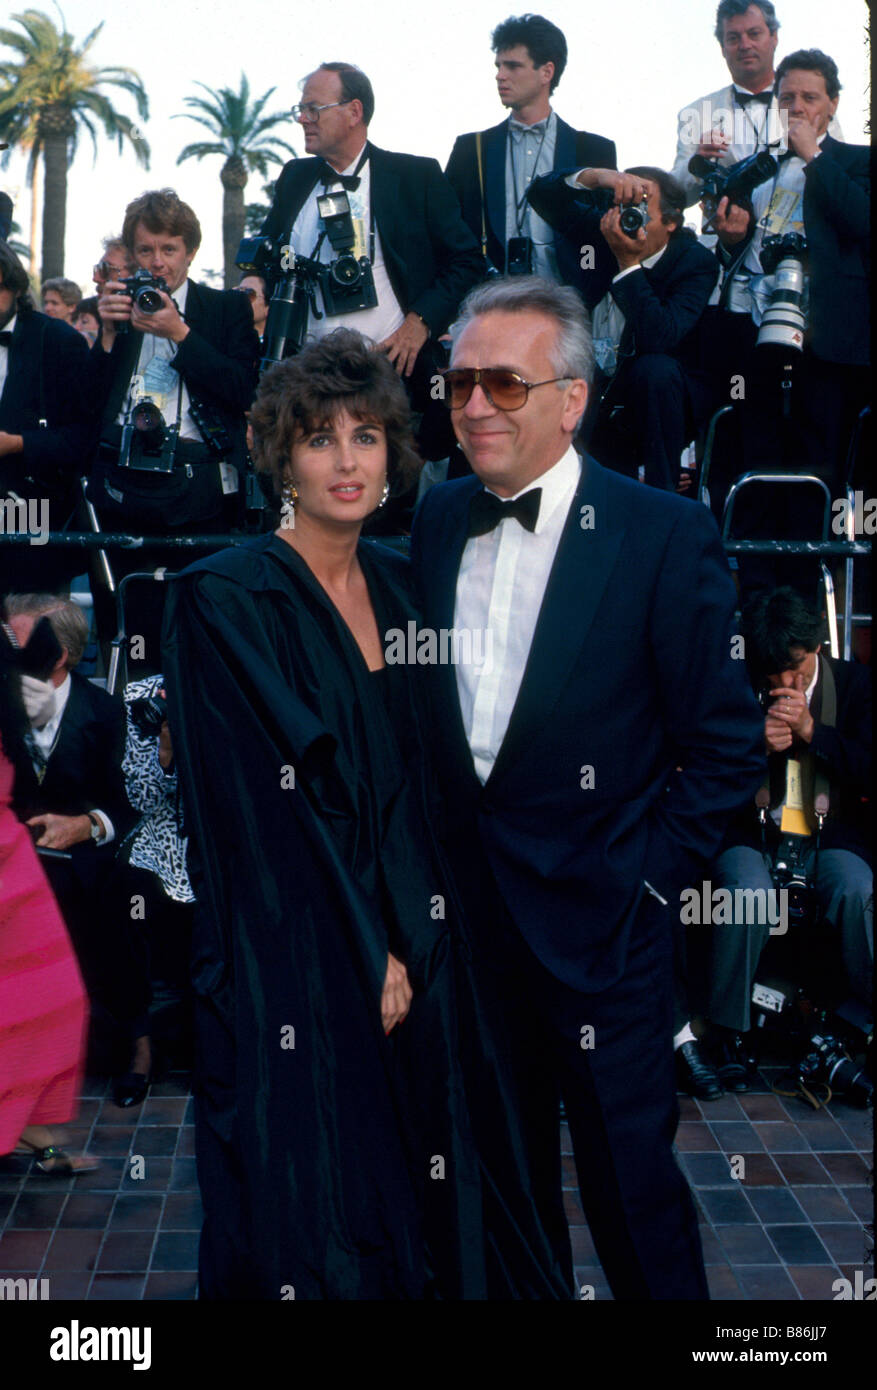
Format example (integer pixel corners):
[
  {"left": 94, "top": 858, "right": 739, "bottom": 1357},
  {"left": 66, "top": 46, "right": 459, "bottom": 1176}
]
[
  {"left": 676, "top": 1040, "right": 724, "bottom": 1101},
  {"left": 113, "top": 1071, "right": 150, "bottom": 1108},
  {"left": 715, "top": 1033, "right": 756, "bottom": 1093}
]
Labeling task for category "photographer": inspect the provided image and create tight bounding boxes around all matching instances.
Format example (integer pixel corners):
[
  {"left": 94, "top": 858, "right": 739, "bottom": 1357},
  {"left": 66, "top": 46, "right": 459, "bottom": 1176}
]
[
  {"left": 259, "top": 62, "right": 482, "bottom": 464},
  {"left": 87, "top": 189, "right": 260, "bottom": 669},
  {"left": 527, "top": 165, "right": 718, "bottom": 490},
  {"left": 701, "top": 50, "right": 868, "bottom": 489},
  {"left": 704, "top": 588, "right": 872, "bottom": 1086}
]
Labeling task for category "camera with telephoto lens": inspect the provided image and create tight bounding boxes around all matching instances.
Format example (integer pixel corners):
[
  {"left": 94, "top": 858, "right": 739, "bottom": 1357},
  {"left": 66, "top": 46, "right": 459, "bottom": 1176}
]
[
  {"left": 756, "top": 232, "right": 808, "bottom": 351},
  {"left": 573, "top": 188, "right": 651, "bottom": 240},
  {"left": 236, "top": 235, "right": 321, "bottom": 367},
  {"left": 688, "top": 149, "right": 778, "bottom": 221},
  {"left": 120, "top": 268, "right": 170, "bottom": 314},
  {"left": 129, "top": 689, "right": 168, "bottom": 737},
  {"left": 314, "top": 190, "right": 377, "bottom": 316}
]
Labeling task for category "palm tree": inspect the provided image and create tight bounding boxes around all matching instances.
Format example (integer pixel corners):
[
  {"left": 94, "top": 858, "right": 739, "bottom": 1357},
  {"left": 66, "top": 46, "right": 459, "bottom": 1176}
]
[
  {"left": 0, "top": 9, "right": 150, "bottom": 278},
  {"left": 175, "top": 75, "right": 296, "bottom": 287}
]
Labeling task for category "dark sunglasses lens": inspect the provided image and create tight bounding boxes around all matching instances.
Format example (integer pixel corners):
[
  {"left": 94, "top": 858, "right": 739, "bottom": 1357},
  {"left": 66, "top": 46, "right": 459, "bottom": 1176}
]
[
  {"left": 483, "top": 370, "right": 527, "bottom": 408},
  {"left": 444, "top": 370, "right": 527, "bottom": 409}
]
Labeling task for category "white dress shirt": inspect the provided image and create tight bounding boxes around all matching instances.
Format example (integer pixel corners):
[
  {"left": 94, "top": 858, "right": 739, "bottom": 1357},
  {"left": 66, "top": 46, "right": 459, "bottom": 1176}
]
[
  {"left": 29, "top": 673, "right": 115, "bottom": 843},
  {"left": 287, "top": 145, "right": 405, "bottom": 344},
  {"left": 0, "top": 312, "right": 17, "bottom": 402},
  {"left": 590, "top": 244, "right": 669, "bottom": 376},
  {"left": 454, "top": 445, "right": 580, "bottom": 783}
]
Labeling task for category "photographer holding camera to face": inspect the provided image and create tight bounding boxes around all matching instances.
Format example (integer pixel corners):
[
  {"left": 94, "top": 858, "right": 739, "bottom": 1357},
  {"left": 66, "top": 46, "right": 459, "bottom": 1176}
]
[
  {"left": 700, "top": 588, "right": 872, "bottom": 1091},
  {"left": 86, "top": 188, "right": 260, "bottom": 670},
  {"left": 692, "top": 50, "right": 869, "bottom": 495},
  {"left": 526, "top": 164, "right": 719, "bottom": 491}
]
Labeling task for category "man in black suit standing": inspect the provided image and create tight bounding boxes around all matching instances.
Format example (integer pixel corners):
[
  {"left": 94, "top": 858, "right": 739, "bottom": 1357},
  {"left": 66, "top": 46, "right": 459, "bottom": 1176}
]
[
  {"left": 410, "top": 276, "right": 764, "bottom": 1299},
  {"left": 260, "top": 62, "right": 481, "bottom": 464},
  {"left": 527, "top": 165, "right": 719, "bottom": 490},
  {"left": 87, "top": 189, "right": 260, "bottom": 668},
  {"left": 445, "top": 14, "right": 616, "bottom": 293},
  {"left": 0, "top": 241, "right": 95, "bottom": 595}
]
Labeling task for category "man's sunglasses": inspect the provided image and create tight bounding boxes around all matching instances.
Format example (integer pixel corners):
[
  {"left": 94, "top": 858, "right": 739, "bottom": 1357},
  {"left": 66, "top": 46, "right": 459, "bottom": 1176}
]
[
  {"left": 93, "top": 260, "right": 128, "bottom": 280},
  {"left": 234, "top": 285, "right": 258, "bottom": 299},
  {"left": 440, "top": 367, "right": 571, "bottom": 411}
]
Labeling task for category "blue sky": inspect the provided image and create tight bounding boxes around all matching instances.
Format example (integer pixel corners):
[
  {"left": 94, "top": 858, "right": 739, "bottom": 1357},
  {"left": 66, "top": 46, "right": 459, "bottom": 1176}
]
[{"left": 1, "top": 0, "right": 869, "bottom": 285}]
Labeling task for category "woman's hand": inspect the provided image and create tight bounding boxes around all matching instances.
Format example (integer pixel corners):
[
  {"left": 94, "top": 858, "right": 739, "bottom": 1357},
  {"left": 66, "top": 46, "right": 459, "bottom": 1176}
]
[{"left": 381, "top": 951, "right": 412, "bottom": 1034}]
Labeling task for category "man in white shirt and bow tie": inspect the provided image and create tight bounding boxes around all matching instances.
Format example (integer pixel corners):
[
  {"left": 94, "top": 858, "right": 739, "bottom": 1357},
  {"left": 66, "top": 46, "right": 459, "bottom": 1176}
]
[{"left": 411, "top": 275, "right": 765, "bottom": 1299}]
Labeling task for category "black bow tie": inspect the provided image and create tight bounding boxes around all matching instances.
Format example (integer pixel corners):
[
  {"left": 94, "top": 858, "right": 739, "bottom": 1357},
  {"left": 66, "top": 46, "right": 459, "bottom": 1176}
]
[
  {"left": 467, "top": 487, "right": 541, "bottom": 537},
  {"left": 0, "top": 330, "right": 12, "bottom": 346},
  {"left": 318, "top": 160, "right": 360, "bottom": 192},
  {"left": 735, "top": 89, "right": 773, "bottom": 107}
]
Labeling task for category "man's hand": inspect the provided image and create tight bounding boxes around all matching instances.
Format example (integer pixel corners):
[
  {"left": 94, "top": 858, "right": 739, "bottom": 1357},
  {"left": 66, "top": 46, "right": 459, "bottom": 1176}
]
[
  {"left": 378, "top": 312, "right": 428, "bottom": 377},
  {"left": 130, "top": 290, "right": 190, "bottom": 344},
  {"left": 709, "top": 194, "right": 752, "bottom": 245},
  {"left": 767, "top": 679, "right": 814, "bottom": 742},
  {"left": 577, "top": 168, "right": 649, "bottom": 207},
  {"left": 786, "top": 116, "right": 821, "bottom": 164},
  {"left": 0, "top": 431, "right": 23, "bottom": 456},
  {"left": 20, "top": 674, "right": 56, "bottom": 727},
  {"left": 696, "top": 130, "right": 730, "bottom": 160},
  {"left": 764, "top": 715, "right": 793, "bottom": 753},
  {"left": 600, "top": 206, "right": 649, "bottom": 270},
  {"left": 26, "top": 812, "right": 94, "bottom": 850},
  {"left": 380, "top": 951, "right": 412, "bottom": 1034},
  {"left": 96, "top": 280, "right": 131, "bottom": 349}
]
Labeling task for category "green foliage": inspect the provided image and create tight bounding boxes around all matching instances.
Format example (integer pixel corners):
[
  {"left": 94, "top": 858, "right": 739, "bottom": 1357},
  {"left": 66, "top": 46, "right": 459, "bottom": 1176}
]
[{"left": 175, "top": 73, "right": 296, "bottom": 177}]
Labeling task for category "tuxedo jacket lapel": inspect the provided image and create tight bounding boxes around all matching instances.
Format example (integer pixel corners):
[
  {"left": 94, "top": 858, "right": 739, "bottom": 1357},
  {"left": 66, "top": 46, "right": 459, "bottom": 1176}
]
[
  {"left": 485, "top": 123, "right": 507, "bottom": 257},
  {"left": 488, "top": 458, "right": 624, "bottom": 785},
  {"left": 430, "top": 477, "right": 483, "bottom": 789},
  {"left": 554, "top": 116, "right": 575, "bottom": 170}
]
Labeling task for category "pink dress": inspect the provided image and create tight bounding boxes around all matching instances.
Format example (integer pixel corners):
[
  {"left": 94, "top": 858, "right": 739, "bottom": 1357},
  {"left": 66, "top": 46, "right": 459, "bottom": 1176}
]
[{"left": 0, "top": 743, "right": 88, "bottom": 1153}]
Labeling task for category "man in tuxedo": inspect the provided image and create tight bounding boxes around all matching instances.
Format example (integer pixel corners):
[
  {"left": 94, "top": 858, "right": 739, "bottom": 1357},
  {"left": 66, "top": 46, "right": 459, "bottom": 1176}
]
[
  {"left": 6, "top": 593, "right": 146, "bottom": 1072},
  {"left": 445, "top": 13, "right": 616, "bottom": 294},
  {"left": 672, "top": 0, "right": 784, "bottom": 209},
  {"left": 0, "top": 241, "right": 95, "bottom": 596},
  {"left": 526, "top": 165, "right": 719, "bottom": 490},
  {"left": 410, "top": 275, "right": 764, "bottom": 1299},
  {"left": 706, "top": 49, "right": 868, "bottom": 500},
  {"left": 87, "top": 189, "right": 260, "bottom": 668},
  {"left": 261, "top": 62, "right": 481, "bottom": 463}
]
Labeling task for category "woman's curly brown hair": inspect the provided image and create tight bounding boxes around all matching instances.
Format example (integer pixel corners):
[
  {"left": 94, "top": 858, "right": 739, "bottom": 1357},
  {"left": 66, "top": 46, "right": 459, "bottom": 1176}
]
[{"left": 249, "top": 329, "right": 422, "bottom": 498}]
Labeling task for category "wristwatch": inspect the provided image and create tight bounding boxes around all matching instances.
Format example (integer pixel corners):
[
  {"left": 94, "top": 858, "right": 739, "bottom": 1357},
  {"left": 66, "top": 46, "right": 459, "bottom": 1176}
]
[{"left": 87, "top": 812, "right": 104, "bottom": 843}]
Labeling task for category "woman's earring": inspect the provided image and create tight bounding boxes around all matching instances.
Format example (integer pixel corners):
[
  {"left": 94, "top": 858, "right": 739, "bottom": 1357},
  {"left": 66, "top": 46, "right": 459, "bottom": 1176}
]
[
  {"left": 280, "top": 478, "right": 298, "bottom": 528},
  {"left": 379, "top": 479, "right": 390, "bottom": 508}
]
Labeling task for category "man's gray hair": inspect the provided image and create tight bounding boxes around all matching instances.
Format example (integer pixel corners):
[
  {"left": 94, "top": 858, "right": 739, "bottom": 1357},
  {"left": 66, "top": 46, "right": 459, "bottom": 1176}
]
[
  {"left": 5, "top": 593, "right": 89, "bottom": 669},
  {"left": 453, "top": 275, "right": 594, "bottom": 385}
]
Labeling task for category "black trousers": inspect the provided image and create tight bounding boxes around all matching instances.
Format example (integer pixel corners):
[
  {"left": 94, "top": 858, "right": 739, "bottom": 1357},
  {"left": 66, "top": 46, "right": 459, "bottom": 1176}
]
[{"left": 475, "top": 893, "right": 709, "bottom": 1300}]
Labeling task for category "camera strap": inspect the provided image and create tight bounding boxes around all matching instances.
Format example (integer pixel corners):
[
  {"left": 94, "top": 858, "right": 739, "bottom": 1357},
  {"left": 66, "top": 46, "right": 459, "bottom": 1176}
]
[{"left": 475, "top": 132, "right": 489, "bottom": 261}]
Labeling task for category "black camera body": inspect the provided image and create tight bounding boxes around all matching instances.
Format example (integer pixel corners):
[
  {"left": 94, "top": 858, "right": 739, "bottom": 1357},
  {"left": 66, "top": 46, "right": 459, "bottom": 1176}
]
[
  {"left": 770, "top": 832, "right": 815, "bottom": 927},
  {"left": 507, "top": 235, "right": 534, "bottom": 275},
  {"left": 759, "top": 230, "right": 808, "bottom": 277},
  {"left": 314, "top": 191, "right": 377, "bottom": 316},
  {"left": 574, "top": 188, "right": 651, "bottom": 240},
  {"left": 118, "top": 397, "right": 179, "bottom": 473},
  {"left": 129, "top": 690, "right": 168, "bottom": 737},
  {"left": 235, "top": 236, "right": 276, "bottom": 280},
  {"left": 688, "top": 149, "right": 777, "bottom": 220},
  {"left": 121, "top": 269, "right": 170, "bottom": 314}
]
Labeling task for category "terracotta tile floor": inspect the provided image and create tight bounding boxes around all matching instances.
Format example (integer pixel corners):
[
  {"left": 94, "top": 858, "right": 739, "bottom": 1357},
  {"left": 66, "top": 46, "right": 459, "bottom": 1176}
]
[{"left": 0, "top": 1064, "right": 871, "bottom": 1301}]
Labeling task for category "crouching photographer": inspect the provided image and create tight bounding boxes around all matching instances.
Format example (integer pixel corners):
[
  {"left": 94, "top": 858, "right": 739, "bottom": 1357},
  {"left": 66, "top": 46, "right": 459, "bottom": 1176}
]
[
  {"left": 87, "top": 189, "right": 260, "bottom": 672},
  {"left": 527, "top": 164, "right": 718, "bottom": 491},
  {"left": 702, "top": 588, "right": 872, "bottom": 1092}
]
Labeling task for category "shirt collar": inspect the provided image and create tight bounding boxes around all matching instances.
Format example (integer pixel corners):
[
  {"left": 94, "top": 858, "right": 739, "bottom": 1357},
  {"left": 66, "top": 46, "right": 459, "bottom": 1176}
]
[
  {"left": 641, "top": 243, "right": 668, "bottom": 271},
  {"left": 172, "top": 279, "right": 189, "bottom": 315},
  {"left": 805, "top": 656, "right": 820, "bottom": 706},
  {"left": 732, "top": 82, "right": 775, "bottom": 97},
  {"left": 36, "top": 671, "right": 71, "bottom": 745},
  {"left": 485, "top": 443, "right": 580, "bottom": 534}
]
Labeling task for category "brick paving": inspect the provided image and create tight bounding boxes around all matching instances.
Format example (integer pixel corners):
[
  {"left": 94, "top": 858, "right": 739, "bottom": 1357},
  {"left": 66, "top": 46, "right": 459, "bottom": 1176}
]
[{"left": 0, "top": 1064, "right": 871, "bottom": 1301}]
